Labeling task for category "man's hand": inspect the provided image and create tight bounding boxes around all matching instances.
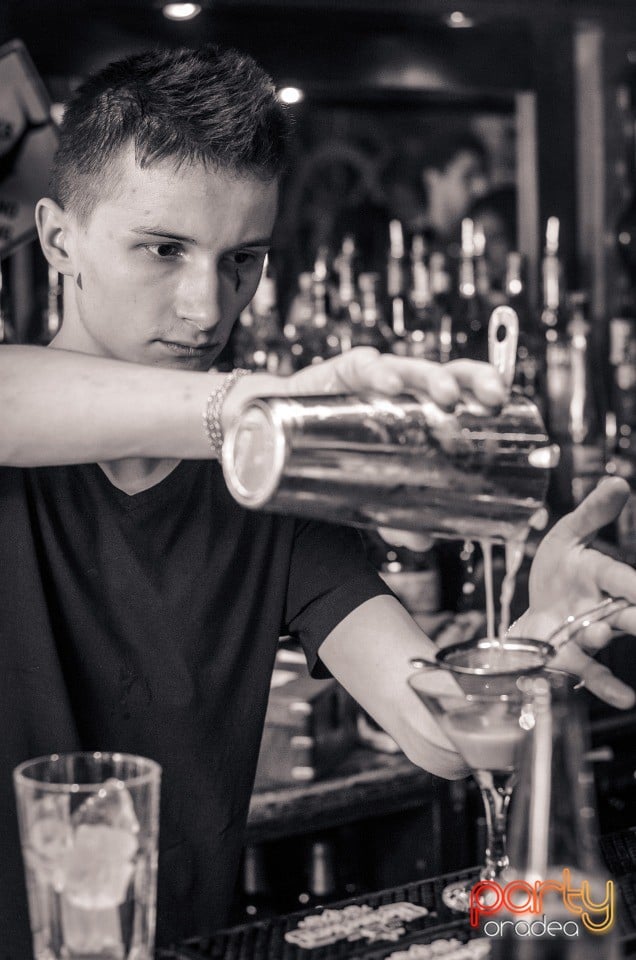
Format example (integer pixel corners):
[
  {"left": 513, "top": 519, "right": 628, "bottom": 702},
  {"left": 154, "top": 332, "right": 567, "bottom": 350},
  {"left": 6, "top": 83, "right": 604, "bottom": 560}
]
[
  {"left": 283, "top": 347, "right": 507, "bottom": 409},
  {"left": 223, "top": 346, "right": 507, "bottom": 430},
  {"left": 511, "top": 477, "right": 636, "bottom": 709}
]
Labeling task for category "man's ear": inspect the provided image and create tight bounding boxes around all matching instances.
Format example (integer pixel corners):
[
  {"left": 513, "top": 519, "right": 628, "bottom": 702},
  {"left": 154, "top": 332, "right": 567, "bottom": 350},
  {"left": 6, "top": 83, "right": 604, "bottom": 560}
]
[{"left": 35, "top": 198, "right": 76, "bottom": 277}]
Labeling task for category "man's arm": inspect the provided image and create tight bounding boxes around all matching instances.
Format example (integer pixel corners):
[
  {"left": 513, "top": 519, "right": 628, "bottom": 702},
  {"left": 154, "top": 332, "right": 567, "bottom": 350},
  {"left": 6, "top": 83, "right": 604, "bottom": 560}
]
[
  {"left": 0, "top": 345, "right": 506, "bottom": 467},
  {"left": 0, "top": 345, "right": 229, "bottom": 465},
  {"left": 318, "top": 594, "right": 469, "bottom": 779}
]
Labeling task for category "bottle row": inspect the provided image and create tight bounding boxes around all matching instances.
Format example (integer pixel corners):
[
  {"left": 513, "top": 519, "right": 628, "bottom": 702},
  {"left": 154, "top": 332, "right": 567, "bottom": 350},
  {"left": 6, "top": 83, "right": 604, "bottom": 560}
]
[
  {"left": 234, "top": 215, "right": 635, "bottom": 450},
  {"left": 232, "top": 219, "right": 529, "bottom": 376}
]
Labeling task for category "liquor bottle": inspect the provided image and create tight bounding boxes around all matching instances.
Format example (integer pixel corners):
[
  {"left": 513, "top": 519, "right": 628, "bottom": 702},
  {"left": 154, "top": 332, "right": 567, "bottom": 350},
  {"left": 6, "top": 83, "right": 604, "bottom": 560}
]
[
  {"left": 283, "top": 272, "right": 314, "bottom": 370},
  {"left": 606, "top": 307, "right": 636, "bottom": 565},
  {"left": 605, "top": 411, "right": 636, "bottom": 563},
  {"left": 542, "top": 218, "right": 569, "bottom": 438},
  {"left": 564, "top": 293, "right": 602, "bottom": 446},
  {"left": 453, "top": 218, "right": 486, "bottom": 360},
  {"left": 505, "top": 253, "right": 539, "bottom": 403},
  {"left": 238, "top": 844, "right": 278, "bottom": 922},
  {"left": 354, "top": 272, "right": 393, "bottom": 352},
  {"left": 566, "top": 293, "right": 606, "bottom": 505},
  {"left": 504, "top": 252, "right": 528, "bottom": 328},
  {"left": 616, "top": 72, "right": 636, "bottom": 286},
  {"left": 331, "top": 234, "right": 360, "bottom": 352},
  {"left": 473, "top": 222, "right": 497, "bottom": 313},
  {"left": 490, "top": 676, "right": 620, "bottom": 959},
  {"left": 297, "top": 839, "right": 338, "bottom": 910},
  {"left": 541, "top": 217, "right": 564, "bottom": 334},
  {"left": 608, "top": 308, "right": 636, "bottom": 452},
  {"left": 430, "top": 252, "right": 453, "bottom": 363},
  {"left": 303, "top": 248, "right": 342, "bottom": 364},
  {"left": 386, "top": 219, "right": 408, "bottom": 344},
  {"left": 405, "top": 234, "right": 439, "bottom": 360},
  {"left": 233, "top": 256, "right": 292, "bottom": 374}
]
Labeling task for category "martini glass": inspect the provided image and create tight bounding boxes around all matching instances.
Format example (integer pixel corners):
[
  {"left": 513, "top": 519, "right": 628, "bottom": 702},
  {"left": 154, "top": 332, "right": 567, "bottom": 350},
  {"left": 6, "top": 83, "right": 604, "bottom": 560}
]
[{"left": 408, "top": 636, "right": 552, "bottom": 913}]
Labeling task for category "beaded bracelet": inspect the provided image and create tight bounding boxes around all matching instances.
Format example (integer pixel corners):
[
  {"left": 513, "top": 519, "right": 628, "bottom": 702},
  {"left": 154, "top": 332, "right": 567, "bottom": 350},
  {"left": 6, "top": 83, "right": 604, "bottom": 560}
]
[{"left": 203, "top": 368, "right": 252, "bottom": 459}]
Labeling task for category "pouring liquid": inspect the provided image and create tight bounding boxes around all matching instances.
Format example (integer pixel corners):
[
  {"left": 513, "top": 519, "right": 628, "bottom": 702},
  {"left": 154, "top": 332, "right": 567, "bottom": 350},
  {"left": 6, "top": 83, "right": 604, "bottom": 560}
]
[
  {"left": 481, "top": 538, "right": 496, "bottom": 641},
  {"left": 476, "top": 530, "right": 531, "bottom": 668}
]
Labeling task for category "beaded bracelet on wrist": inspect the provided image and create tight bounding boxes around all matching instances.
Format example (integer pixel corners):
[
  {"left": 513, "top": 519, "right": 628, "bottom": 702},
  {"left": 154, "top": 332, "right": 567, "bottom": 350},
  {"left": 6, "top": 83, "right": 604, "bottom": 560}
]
[{"left": 203, "top": 368, "right": 252, "bottom": 459}]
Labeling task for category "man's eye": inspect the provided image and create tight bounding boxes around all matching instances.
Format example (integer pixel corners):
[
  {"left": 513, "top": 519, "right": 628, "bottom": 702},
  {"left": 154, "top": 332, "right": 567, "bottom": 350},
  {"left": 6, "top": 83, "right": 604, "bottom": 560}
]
[
  {"left": 232, "top": 251, "right": 257, "bottom": 266},
  {"left": 146, "top": 242, "right": 183, "bottom": 259}
]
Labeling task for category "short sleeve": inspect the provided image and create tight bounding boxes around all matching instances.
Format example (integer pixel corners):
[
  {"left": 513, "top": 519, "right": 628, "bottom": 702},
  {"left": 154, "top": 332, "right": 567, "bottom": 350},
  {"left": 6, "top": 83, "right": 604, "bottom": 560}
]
[{"left": 284, "top": 520, "right": 395, "bottom": 678}]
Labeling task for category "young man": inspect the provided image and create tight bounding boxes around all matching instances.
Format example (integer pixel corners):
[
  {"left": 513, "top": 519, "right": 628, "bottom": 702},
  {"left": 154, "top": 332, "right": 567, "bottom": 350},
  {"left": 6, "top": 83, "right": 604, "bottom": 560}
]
[{"left": 1, "top": 45, "right": 635, "bottom": 955}]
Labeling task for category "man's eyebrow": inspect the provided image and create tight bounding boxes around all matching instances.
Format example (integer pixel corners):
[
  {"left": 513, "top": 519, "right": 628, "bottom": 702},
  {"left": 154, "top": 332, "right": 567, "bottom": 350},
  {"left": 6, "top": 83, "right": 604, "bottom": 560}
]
[
  {"left": 130, "top": 229, "right": 272, "bottom": 249},
  {"left": 131, "top": 227, "right": 195, "bottom": 243}
]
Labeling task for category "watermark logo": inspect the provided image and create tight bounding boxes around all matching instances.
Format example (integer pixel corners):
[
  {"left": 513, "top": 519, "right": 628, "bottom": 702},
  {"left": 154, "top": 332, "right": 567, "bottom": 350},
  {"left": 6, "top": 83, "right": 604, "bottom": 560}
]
[{"left": 469, "top": 869, "right": 615, "bottom": 938}]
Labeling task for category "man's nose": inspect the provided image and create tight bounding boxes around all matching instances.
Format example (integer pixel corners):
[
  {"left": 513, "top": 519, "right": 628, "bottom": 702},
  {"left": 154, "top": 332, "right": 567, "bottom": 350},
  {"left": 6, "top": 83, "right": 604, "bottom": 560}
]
[{"left": 176, "top": 261, "right": 220, "bottom": 332}]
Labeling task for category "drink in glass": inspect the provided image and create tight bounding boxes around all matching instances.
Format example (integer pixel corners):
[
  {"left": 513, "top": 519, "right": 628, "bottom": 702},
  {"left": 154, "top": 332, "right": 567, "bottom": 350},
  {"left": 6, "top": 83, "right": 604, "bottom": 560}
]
[
  {"left": 13, "top": 751, "right": 161, "bottom": 960},
  {"left": 409, "top": 638, "right": 550, "bottom": 912}
]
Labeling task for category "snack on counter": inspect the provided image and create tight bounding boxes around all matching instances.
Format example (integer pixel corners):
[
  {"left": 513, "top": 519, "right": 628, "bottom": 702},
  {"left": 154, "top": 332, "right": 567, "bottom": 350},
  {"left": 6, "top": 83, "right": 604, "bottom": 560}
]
[
  {"left": 284, "top": 901, "right": 429, "bottom": 949},
  {"left": 383, "top": 937, "right": 491, "bottom": 959}
]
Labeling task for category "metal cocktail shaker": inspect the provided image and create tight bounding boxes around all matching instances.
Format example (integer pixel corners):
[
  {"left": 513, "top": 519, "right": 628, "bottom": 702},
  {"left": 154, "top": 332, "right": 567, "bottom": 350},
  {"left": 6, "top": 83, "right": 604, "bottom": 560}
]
[{"left": 222, "top": 308, "right": 560, "bottom": 542}]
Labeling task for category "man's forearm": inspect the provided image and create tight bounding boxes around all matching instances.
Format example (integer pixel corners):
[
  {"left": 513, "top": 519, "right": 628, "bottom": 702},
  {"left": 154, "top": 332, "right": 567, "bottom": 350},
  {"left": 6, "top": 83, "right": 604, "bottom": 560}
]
[
  {"left": 0, "top": 345, "right": 275, "bottom": 467},
  {"left": 318, "top": 595, "right": 469, "bottom": 780}
]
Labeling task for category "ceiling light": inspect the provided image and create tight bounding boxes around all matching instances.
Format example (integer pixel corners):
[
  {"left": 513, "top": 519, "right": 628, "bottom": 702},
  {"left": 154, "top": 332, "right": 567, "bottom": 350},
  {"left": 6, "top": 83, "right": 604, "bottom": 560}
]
[
  {"left": 446, "top": 10, "right": 475, "bottom": 28},
  {"left": 162, "top": 3, "right": 202, "bottom": 20},
  {"left": 277, "top": 86, "right": 304, "bottom": 105}
]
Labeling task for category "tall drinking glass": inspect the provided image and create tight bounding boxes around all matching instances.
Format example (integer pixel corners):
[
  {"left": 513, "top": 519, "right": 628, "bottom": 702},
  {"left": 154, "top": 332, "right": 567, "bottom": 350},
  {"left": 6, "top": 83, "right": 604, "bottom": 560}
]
[{"left": 13, "top": 751, "right": 161, "bottom": 960}]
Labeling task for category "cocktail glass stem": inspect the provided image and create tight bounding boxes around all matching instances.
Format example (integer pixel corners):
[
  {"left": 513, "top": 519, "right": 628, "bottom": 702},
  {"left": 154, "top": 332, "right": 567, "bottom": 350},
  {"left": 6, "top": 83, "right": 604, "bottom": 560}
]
[{"left": 474, "top": 772, "right": 515, "bottom": 880}]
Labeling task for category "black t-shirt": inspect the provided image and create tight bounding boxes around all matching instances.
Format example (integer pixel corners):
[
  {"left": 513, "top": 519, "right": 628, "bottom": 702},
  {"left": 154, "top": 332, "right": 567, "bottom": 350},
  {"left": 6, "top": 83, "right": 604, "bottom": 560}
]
[{"left": 0, "top": 459, "right": 391, "bottom": 957}]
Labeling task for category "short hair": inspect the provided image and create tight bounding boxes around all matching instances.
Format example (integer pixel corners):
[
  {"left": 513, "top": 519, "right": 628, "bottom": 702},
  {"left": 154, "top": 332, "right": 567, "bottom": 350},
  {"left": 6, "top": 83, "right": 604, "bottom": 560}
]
[
  {"left": 50, "top": 44, "right": 290, "bottom": 221},
  {"left": 422, "top": 129, "right": 489, "bottom": 174}
]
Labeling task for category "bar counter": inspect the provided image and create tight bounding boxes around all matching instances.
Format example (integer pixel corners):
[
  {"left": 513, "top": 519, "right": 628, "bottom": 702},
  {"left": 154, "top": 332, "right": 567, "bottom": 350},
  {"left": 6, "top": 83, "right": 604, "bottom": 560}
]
[{"left": 161, "top": 826, "right": 636, "bottom": 960}]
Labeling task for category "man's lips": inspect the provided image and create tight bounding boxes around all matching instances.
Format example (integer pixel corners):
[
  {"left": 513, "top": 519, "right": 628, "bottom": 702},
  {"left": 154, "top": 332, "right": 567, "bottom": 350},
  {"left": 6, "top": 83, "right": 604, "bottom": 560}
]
[{"left": 159, "top": 340, "right": 218, "bottom": 354}]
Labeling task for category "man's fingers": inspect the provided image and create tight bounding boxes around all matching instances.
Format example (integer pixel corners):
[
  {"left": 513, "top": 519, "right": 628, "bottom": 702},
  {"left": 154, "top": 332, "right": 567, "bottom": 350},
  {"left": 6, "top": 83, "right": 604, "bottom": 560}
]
[
  {"left": 360, "top": 355, "right": 506, "bottom": 409},
  {"left": 573, "top": 606, "right": 636, "bottom": 649},
  {"left": 584, "top": 550, "right": 636, "bottom": 609},
  {"left": 284, "top": 350, "right": 508, "bottom": 413},
  {"left": 552, "top": 644, "right": 636, "bottom": 709},
  {"left": 444, "top": 359, "right": 508, "bottom": 408},
  {"left": 579, "top": 660, "right": 635, "bottom": 709},
  {"left": 378, "top": 356, "right": 460, "bottom": 406},
  {"left": 568, "top": 621, "right": 611, "bottom": 653},
  {"left": 554, "top": 477, "right": 631, "bottom": 544}
]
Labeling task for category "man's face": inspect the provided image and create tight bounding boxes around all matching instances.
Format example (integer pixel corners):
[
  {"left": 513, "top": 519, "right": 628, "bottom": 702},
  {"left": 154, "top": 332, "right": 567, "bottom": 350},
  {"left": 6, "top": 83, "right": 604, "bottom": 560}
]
[
  {"left": 61, "top": 145, "right": 278, "bottom": 370},
  {"left": 429, "top": 149, "right": 489, "bottom": 234}
]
